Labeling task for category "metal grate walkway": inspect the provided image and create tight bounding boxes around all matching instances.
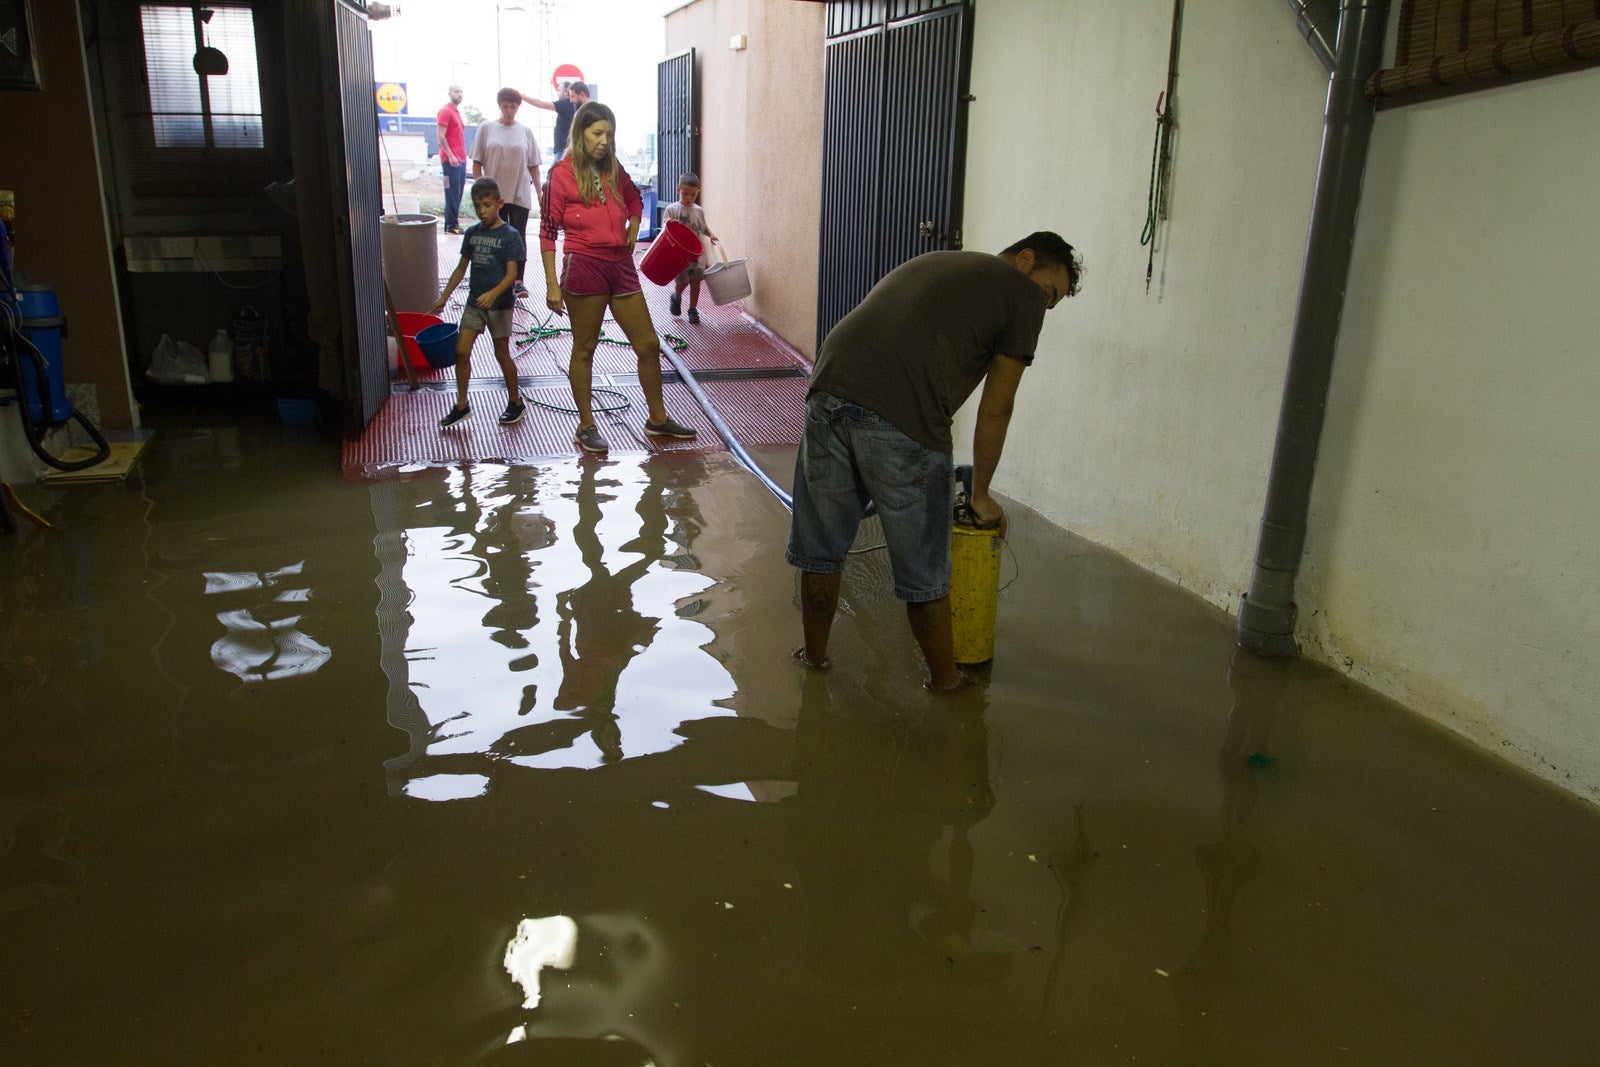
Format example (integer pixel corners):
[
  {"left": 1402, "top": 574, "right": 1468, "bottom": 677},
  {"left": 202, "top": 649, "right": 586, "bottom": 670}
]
[{"left": 344, "top": 240, "right": 811, "bottom": 469}]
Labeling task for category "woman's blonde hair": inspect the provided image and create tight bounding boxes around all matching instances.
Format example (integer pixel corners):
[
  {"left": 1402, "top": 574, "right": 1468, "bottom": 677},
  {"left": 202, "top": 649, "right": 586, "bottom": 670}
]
[{"left": 568, "top": 101, "right": 620, "bottom": 207}]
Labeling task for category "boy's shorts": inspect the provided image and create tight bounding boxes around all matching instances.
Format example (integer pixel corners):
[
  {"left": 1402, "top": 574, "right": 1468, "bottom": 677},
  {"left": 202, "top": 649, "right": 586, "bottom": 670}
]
[
  {"left": 785, "top": 391, "right": 953, "bottom": 603},
  {"left": 460, "top": 305, "right": 512, "bottom": 339},
  {"left": 562, "top": 252, "right": 643, "bottom": 298}
]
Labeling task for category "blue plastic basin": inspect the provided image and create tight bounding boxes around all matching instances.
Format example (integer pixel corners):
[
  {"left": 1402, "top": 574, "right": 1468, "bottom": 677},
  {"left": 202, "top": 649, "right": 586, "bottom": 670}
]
[{"left": 415, "top": 322, "right": 459, "bottom": 368}]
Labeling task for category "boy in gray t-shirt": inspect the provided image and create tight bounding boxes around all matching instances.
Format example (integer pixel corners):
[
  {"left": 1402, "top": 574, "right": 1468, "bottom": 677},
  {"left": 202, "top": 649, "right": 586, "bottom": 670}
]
[
  {"left": 663, "top": 173, "right": 716, "bottom": 324},
  {"left": 430, "top": 178, "right": 527, "bottom": 429}
]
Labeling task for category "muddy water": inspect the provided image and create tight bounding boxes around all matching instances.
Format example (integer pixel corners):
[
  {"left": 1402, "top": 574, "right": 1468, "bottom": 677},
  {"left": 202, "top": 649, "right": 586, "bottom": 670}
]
[{"left": 4, "top": 423, "right": 1600, "bottom": 1065}]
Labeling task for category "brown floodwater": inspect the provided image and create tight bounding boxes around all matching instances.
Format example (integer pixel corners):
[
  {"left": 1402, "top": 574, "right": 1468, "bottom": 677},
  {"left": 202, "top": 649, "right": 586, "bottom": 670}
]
[{"left": 4, "top": 421, "right": 1600, "bottom": 1065}]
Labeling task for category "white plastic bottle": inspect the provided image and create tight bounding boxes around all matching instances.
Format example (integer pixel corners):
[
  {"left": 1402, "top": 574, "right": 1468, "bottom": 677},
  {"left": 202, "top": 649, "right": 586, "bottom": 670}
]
[{"left": 208, "top": 328, "right": 234, "bottom": 382}]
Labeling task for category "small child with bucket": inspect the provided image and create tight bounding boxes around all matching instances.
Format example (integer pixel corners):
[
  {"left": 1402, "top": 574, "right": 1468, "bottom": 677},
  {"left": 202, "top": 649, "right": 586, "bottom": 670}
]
[
  {"left": 663, "top": 173, "right": 716, "bottom": 324},
  {"left": 431, "top": 177, "right": 526, "bottom": 429}
]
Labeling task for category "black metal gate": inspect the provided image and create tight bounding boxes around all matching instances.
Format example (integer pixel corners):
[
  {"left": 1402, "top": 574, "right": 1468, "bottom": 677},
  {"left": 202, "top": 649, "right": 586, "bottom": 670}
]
[
  {"left": 818, "top": 0, "right": 972, "bottom": 345},
  {"left": 656, "top": 49, "right": 697, "bottom": 235},
  {"left": 330, "top": 0, "right": 387, "bottom": 429}
]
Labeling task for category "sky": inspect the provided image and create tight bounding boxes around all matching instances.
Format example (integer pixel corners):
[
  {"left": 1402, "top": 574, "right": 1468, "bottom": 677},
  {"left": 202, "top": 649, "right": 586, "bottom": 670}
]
[{"left": 368, "top": 0, "right": 675, "bottom": 155}]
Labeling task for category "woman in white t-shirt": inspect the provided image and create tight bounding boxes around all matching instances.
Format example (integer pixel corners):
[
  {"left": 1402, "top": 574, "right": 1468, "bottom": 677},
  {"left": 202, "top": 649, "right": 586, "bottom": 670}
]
[{"left": 472, "top": 88, "right": 541, "bottom": 296}]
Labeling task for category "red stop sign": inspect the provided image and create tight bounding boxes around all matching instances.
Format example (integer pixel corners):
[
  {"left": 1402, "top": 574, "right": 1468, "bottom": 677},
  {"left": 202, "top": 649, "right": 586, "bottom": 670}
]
[{"left": 551, "top": 64, "right": 585, "bottom": 92}]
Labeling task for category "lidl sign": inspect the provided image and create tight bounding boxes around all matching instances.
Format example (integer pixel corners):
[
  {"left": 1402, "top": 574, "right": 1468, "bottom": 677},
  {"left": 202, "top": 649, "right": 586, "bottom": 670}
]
[{"left": 375, "top": 81, "right": 408, "bottom": 115}]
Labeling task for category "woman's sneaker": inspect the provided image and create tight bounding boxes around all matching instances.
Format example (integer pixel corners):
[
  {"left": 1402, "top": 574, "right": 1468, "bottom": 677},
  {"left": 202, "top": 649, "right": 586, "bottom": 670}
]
[
  {"left": 498, "top": 399, "right": 526, "bottom": 426},
  {"left": 643, "top": 416, "right": 696, "bottom": 439},
  {"left": 574, "top": 424, "right": 609, "bottom": 453},
  {"left": 439, "top": 403, "right": 471, "bottom": 429}
]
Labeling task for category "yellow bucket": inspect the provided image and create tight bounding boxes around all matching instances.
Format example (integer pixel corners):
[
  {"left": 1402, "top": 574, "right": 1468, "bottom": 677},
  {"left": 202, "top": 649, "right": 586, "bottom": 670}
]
[{"left": 950, "top": 523, "right": 1002, "bottom": 665}]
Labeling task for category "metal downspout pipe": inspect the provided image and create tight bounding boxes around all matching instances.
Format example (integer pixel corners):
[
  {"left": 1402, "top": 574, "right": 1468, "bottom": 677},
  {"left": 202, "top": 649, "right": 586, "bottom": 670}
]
[
  {"left": 1286, "top": 0, "right": 1339, "bottom": 73},
  {"left": 1236, "top": 0, "right": 1389, "bottom": 656}
]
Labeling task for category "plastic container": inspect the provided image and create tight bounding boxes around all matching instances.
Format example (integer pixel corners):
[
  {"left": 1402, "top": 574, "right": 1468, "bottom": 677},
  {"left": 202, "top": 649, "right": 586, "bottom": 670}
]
[
  {"left": 950, "top": 522, "right": 1003, "bottom": 665},
  {"left": 208, "top": 328, "right": 234, "bottom": 382},
  {"left": 703, "top": 243, "right": 753, "bottom": 305},
  {"left": 230, "top": 306, "right": 267, "bottom": 380},
  {"left": 394, "top": 311, "right": 443, "bottom": 370},
  {"left": 414, "top": 322, "right": 459, "bottom": 368},
  {"left": 9, "top": 286, "right": 72, "bottom": 422},
  {"left": 638, "top": 219, "right": 704, "bottom": 285},
  {"left": 380, "top": 213, "right": 441, "bottom": 313}
]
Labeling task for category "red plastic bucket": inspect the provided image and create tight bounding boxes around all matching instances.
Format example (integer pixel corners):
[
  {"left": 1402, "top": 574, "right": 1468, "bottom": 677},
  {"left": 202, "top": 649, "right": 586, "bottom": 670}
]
[
  {"left": 394, "top": 311, "right": 443, "bottom": 370},
  {"left": 638, "top": 220, "right": 704, "bottom": 285}
]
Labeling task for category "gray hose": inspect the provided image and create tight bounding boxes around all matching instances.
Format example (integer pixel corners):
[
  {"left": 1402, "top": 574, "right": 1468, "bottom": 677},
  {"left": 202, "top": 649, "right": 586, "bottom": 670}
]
[{"left": 660, "top": 341, "right": 794, "bottom": 512}]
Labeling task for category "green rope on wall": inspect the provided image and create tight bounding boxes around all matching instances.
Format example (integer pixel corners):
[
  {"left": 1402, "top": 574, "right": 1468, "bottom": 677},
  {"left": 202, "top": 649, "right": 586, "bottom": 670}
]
[{"left": 1140, "top": 93, "right": 1173, "bottom": 295}]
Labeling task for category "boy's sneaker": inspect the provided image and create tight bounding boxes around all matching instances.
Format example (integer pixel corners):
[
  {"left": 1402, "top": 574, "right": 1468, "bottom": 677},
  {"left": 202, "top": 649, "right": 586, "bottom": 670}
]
[
  {"left": 574, "top": 424, "right": 609, "bottom": 453},
  {"left": 668, "top": 294, "right": 682, "bottom": 316},
  {"left": 439, "top": 403, "right": 471, "bottom": 429},
  {"left": 687, "top": 308, "right": 700, "bottom": 324},
  {"left": 644, "top": 416, "right": 696, "bottom": 439},
  {"left": 498, "top": 399, "right": 526, "bottom": 426}
]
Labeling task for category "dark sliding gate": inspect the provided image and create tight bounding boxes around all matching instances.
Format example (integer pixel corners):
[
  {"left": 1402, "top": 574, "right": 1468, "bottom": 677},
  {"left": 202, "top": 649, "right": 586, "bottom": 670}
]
[
  {"left": 330, "top": 0, "right": 387, "bottom": 428},
  {"left": 656, "top": 49, "right": 697, "bottom": 235},
  {"left": 817, "top": 0, "right": 972, "bottom": 345}
]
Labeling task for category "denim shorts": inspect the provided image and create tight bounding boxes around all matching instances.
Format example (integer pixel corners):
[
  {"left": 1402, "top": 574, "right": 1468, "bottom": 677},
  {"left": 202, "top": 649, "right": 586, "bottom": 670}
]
[
  {"left": 561, "top": 252, "right": 643, "bottom": 298},
  {"left": 459, "top": 305, "right": 512, "bottom": 340},
  {"left": 786, "top": 392, "right": 953, "bottom": 602}
]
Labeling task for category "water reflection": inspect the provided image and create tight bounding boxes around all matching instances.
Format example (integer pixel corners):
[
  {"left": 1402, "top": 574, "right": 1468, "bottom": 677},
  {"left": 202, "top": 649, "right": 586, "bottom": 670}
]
[
  {"left": 787, "top": 671, "right": 1005, "bottom": 985},
  {"left": 1168, "top": 648, "right": 1289, "bottom": 1059},
  {"left": 494, "top": 912, "right": 669, "bottom": 1064},
  {"left": 205, "top": 561, "right": 332, "bottom": 682},
  {"left": 375, "top": 457, "right": 734, "bottom": 793}
]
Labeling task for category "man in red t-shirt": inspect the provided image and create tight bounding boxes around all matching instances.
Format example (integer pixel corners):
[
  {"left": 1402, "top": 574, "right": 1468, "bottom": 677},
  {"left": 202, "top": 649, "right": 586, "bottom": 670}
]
[{"left": 436, "top": 85, "right": 468, "bottom": 234}]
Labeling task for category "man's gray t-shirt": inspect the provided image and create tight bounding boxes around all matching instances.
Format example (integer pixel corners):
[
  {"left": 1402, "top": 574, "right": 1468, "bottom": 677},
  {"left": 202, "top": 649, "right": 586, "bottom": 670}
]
[{"left": 809, "top": 251, "right": 1048, "bottom": 453}]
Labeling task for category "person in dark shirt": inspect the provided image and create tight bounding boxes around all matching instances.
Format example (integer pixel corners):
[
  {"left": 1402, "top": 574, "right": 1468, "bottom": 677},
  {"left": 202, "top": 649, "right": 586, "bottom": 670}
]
[
  {"left": 787, "top": 233, "right": 1083, "bottom": 688},
  {"left": 430, "top": 178, "right": 527, "bottom": 429},
  {"left": 521, "top": 80, "right": 590, "bottom": 158}
]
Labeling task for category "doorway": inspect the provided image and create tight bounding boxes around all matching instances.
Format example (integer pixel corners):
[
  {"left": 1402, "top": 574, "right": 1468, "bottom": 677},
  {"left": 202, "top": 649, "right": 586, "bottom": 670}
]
[{"left": 816, "top": 0, "right": 973, "bottom": 344}]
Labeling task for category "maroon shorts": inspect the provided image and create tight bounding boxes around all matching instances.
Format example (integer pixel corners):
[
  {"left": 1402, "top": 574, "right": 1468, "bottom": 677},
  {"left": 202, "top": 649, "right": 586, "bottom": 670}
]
[{"left": 561, "top": 252, "right": 643, "bottom": 298}]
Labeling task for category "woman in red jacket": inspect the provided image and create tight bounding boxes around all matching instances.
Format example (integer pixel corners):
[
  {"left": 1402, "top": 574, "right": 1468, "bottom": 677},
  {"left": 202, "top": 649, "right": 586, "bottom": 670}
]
[{"left": 539, "top": 102, "right": 697, "bottom": 454}]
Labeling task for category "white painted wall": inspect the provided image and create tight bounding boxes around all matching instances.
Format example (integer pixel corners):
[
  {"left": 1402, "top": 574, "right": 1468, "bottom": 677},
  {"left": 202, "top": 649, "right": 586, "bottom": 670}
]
[
  {"left": 959, "top": 3, "right": 1600, "bottom": 801},
  {"left": 1299, "top": 70, "right": 1600, "bottom": 798}
]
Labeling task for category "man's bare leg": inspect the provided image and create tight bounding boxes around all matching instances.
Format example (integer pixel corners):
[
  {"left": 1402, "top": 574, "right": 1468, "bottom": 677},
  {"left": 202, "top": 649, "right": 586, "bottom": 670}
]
[
  {"left": 798, "top": 570, "right": 841, "bottom": 668},
  {"left": 907, "top": 595, "right": 962, "bottom": 689}
]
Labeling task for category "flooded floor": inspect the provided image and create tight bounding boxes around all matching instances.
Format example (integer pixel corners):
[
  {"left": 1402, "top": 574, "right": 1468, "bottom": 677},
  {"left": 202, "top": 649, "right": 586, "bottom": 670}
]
[{"left": 5, "top": 421, "right": 1600, "bottom": 1065}]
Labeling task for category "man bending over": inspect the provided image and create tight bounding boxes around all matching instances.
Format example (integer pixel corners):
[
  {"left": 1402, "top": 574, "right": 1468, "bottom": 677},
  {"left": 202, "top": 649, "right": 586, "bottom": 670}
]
[{"left": 786, "top": 233, "right": 1083, "bottom": 688}]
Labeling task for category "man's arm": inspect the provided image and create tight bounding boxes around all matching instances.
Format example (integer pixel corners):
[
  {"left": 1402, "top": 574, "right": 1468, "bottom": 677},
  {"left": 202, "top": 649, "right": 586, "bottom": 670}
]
[
  {"left": 970, "top": 354, "right": 1028, "bottom": 534},
  {"left": 436, "top": 124, "right": 454, "bottom": 165},
  {"left": 517, "top": 92, "right": 556, "bottom": 113}
]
